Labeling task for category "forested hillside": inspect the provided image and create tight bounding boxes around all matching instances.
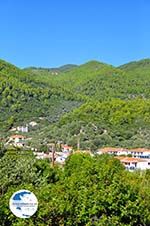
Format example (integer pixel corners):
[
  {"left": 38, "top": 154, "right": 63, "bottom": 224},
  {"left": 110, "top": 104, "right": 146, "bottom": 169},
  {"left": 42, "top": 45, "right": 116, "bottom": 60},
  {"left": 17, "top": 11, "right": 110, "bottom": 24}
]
[
  {"left": 0, "top": 58, "right": 150, "bottom": 149},
  {"left": 0, "top": 58, "right": 150, "bottom": 225},
  {"left": 0, "top": 60, "right": 80, "bottom": 135}
]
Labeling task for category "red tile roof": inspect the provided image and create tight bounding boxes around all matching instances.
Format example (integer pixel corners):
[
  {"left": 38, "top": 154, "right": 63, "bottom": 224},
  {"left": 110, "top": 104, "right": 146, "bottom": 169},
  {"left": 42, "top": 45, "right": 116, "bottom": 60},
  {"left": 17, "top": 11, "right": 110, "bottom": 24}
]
[
  {"left": 62, "top": 145, "right": 72, "bottom": 149},
  {"left": 99, "top": 147, "right": 150, "bottom": 153},
  {"left": 115, "top": 156, "right": 148, "bottom": 163},
  {"left": 10, "top": 135, "right": 25, "bottom": 139}
]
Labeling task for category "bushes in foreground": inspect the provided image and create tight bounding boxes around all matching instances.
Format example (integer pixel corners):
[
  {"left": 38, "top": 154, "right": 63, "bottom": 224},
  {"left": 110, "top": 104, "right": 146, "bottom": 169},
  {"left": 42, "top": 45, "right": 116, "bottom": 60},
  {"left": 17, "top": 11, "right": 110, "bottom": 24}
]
[{"left": 0, "top": 151, "right": 150, "bottom": 225}]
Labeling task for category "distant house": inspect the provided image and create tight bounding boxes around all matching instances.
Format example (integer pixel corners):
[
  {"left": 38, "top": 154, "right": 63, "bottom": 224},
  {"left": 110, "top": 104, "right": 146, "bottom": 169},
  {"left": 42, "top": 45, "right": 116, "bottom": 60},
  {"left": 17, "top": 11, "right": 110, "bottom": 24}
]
[
  {"left": 116, "top": 156, "right": 150, "bottom": 171},
  {"left": 97, "top": 147, "right": 128, "bottom": 156},
  {"left": 97, "top": 147, "right": 150, "bottom": 159},
  {"left": 127, "top": 148, "right": 150, "bottom": 159},
  {"left": 34, "top": 152, "right": 52, "bottom": 160},
  {"left": 51, "top": 72, "right": 58, "bottom": 75},
  {"left": 9, "top": 127, "right": 17, "bottom": 132},
  {"left": 10, "top": 135, "right": 25, "bottom": 143},
  {"left": 29, "top": 121, "right": 37, "bottom": 127},
  {"left": 17, "top": 126, "right": 28, "bottom": 133},
  {"left": 61, "top": 145, "right": 73, "bottom": 153},
  {"left": 55, "top": 156, "right": 66, "bottom": 164},
  {"left": 9, "top": 135, "right": 26, "bottom": 147},
  {"left": 34, "top": 150, "right": 69, "bottom": 163}
]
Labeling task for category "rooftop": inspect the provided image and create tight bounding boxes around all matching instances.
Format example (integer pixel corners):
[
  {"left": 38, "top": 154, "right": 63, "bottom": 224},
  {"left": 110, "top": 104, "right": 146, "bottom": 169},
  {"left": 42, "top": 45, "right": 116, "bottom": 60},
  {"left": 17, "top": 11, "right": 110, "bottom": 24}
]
[
  {"left": 10, "top": 135, "right": 26, "bottom": 139},
  {"left": 99, "top": 147, "right": 150, "bottom": 153},
  {"left": 115, "top": 156, "right": 149, "bottom": 163}
]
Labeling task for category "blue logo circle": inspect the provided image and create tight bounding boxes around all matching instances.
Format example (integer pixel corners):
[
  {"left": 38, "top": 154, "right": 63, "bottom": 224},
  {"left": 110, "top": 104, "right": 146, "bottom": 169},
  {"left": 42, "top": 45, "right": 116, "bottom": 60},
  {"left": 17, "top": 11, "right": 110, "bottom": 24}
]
[{"left": 9, "top": 189, "right": 38, "bottom": 218}]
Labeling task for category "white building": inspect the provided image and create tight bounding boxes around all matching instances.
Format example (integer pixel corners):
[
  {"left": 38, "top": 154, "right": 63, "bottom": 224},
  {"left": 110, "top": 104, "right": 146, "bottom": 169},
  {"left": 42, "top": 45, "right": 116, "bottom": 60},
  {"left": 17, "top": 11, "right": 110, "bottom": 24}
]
[
  {"left": 126, "top": 149, "right": 150, "bottom": 159},
  {"left": 55, "top": 156, "right": 66, "bottom": 164},
  {"left": 116, "top": 157, "right": 150, "bottom": 171},
  {"left": 61, "top": 145, "right": 73, "bottom": 153},
  {"left": 34, "top": 152, "right": 52, "bottom": 160},
  {"left": 97, "top": 148, "right": 126, "bottom": 156},
  {"left": 97, "top": 147, "right": 150, "bottom": 159},
  {"left": 29, "top": 121, "right": 38, "bottom": 127},
  {"left": 17, "top": 126, "right": 28, "bottom": 133}
]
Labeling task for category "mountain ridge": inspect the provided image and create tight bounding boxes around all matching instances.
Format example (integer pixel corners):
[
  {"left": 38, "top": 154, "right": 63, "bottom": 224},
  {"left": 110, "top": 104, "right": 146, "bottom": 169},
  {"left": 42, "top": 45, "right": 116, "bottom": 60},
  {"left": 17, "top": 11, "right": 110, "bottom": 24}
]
[{"left": 0, "top": 58, "right": 150, "bottom": 149}]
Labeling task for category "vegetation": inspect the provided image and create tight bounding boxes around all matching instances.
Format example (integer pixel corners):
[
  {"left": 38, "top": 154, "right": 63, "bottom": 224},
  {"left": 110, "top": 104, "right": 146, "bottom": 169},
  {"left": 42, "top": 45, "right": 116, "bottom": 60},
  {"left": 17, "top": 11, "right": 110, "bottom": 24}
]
[
  {"left": 0, "top": 58, "right": 150, "bottom": 225},
  {"left": 0, "top": 151, "right": 150, "bottom": 225},
  {"left": 0, "top": 60, "right": 80, "bottom": 137},
  {"left": 0, "top": 58, "right": 150, "bottom": 149},
  {"left": 24, "top": 64, "right": 78, "bottom": 75},
  {"left": 50, "top": 98, "right": 150, "bottom": 149}
]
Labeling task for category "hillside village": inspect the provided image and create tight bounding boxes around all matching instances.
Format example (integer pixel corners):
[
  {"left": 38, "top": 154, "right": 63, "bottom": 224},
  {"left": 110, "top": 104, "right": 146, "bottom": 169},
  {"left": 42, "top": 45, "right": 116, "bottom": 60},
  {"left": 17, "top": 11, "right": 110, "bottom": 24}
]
[
  {"left": 0, "top": 58, "right": 150, "bottom": 172},
  {"left": 0, "top": 57, "right": 150, "bottom": 174},
  {"left": 3, "top": 129, "right": 150, "bottom": 171}
]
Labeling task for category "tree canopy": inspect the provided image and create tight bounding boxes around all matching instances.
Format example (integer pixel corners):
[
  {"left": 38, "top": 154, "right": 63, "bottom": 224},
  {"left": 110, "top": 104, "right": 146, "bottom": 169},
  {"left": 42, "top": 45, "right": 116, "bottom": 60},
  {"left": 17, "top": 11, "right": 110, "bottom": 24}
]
[{"left": 0, "top": 151, "right": 150, "bottom": 225}]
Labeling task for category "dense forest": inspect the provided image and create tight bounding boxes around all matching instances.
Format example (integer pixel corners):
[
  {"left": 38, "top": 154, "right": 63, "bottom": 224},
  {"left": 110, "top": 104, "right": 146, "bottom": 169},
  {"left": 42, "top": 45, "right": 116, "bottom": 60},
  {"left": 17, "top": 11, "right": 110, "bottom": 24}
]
[{"left": 0, "top": 58, "right": 150, "bottom": 149}]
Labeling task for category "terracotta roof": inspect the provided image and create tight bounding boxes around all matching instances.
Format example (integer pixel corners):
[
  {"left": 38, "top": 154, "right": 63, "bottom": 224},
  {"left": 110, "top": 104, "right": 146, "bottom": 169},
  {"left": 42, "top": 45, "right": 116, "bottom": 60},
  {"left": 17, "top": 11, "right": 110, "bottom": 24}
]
[
  {"left": 99, "top": 147, "right": 126, "bottom": 152},
  {"left": 98, "top": 147, "right": 150, "bottom": 153},
  {"left": 62, "top": 145, "right": 72, "bottom": 149},
  {"left": 115, "top": 156, "right": 148, "bottom": 163},
  {"left": 10, "top": 135, "right": 25, "bottom": 139}
]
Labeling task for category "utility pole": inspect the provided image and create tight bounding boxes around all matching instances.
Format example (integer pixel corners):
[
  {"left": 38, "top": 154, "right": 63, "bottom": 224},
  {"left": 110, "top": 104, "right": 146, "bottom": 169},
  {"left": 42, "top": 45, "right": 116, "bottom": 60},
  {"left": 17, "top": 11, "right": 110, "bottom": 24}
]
[
  {"left": 51, "top": 144, "right": 55, "bottom": 168},
  {"left": 77, "top": 135, "right": 80, "bottom": 150},
  {"left": 77, "top": 128, "right": 83, "bottom": 150}
]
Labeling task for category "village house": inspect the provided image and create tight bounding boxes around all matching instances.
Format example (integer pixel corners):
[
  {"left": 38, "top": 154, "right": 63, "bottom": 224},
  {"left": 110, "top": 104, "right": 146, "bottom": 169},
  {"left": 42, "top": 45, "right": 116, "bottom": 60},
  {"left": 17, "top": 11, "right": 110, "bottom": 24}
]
[
  {"left": 97, "top": 147, "right": 127, "bottom": 156},
  {"left": 97, "top": 147, "right": 150, "bottom": 159},
  {"left": 17, "top": 125, "right": 28, "bottom": 133},
  {"left": 8, "top": 135, "right": 26, "bottom": 147},
  {"left": 29, "top": 121, "right": 38, "bottom": 127},
  {"left": 34, "top": 152, "right": 52, "bottom": 160},
  {"left": 61, "top": 144, "right": 73, "bottom": 153},
  {"left": 34, "top": 149, "right": 71, "bottom": 163},
  {"left": 126, "top": 148, "right": 150, "bottom": 159},
  {"left": 55, "top": 156, "right": 66, "bottom": 164},
  {"left": 55, "top": 150, "right": 71, "bottom": 163},
  {"left": 116, "top": 156, "right": 150, "bottom": 171}
]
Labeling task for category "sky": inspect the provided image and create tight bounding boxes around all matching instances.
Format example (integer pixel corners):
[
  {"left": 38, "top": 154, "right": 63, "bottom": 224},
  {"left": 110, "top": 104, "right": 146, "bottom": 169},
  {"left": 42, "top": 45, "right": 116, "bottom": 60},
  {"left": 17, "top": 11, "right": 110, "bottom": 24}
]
[{"left": 0, "top": 0, "right": 150, "bottom": 68}]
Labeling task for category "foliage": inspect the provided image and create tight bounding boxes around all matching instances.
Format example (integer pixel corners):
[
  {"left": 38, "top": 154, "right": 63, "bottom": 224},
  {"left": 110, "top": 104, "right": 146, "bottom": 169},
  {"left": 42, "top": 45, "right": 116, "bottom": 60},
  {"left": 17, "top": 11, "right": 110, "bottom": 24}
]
[
  {"left": 0, "top": 57, "right": 150, "bottom": 149},
  {"left": 0, "top": 151, "right": 150, "bottom": 225}
]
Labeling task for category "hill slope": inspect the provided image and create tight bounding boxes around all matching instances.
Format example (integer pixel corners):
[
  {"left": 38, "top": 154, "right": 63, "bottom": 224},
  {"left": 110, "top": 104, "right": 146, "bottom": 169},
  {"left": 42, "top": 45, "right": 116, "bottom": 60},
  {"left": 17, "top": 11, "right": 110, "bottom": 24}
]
[
  {"left": 24, "top": 64, "right": 78, "bottom": 77},
  {"left": 0, "top": 60, "right": 80, "bottom": 135},
  {"left": 118, "top": 58, "right": 150, "bottom": 79},
  {"left": 0, "top": 58, "right": 150, "bottom": 149}
]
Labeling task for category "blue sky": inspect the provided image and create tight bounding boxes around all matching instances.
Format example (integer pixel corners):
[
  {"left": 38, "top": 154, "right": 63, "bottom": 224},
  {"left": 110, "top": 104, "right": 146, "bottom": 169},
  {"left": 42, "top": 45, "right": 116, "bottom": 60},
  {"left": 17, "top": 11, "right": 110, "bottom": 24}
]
[{"left": 0, "top": 0, "right": 149, "bottom": 68}]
